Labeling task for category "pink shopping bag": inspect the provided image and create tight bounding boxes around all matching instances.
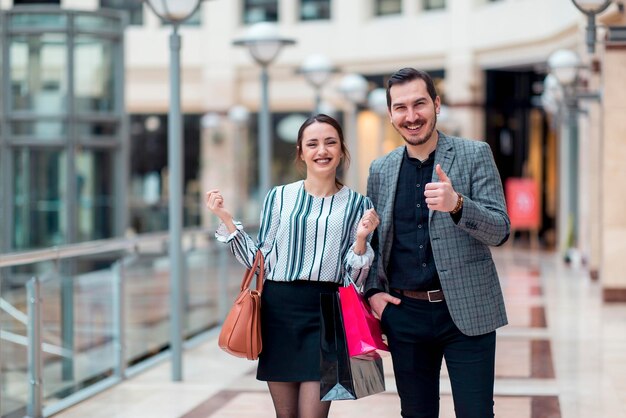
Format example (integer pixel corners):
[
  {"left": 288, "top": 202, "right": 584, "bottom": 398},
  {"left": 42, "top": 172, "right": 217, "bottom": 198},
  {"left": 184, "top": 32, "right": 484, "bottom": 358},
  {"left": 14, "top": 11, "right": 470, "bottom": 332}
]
[{"left": 338, "top": 283, "right": 389, "bottom": 358}]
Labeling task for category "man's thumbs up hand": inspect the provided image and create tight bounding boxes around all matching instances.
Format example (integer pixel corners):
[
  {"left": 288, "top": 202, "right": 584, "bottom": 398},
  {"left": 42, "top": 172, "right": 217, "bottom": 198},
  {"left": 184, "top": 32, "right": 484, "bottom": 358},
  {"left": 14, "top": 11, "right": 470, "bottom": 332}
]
[
  {"left": 424, "top": 164, "right": 459, "bottom": 212},
  {"left": 435, "top": 164, "right": 451, "bottom": 184}
]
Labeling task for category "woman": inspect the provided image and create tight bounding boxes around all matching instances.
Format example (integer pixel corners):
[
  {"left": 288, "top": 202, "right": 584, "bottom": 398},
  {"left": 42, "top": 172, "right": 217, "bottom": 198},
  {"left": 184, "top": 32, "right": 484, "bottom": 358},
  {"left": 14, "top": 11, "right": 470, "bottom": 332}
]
[{"left": 206, "top": 114, "right": 379, "bottom": 418}]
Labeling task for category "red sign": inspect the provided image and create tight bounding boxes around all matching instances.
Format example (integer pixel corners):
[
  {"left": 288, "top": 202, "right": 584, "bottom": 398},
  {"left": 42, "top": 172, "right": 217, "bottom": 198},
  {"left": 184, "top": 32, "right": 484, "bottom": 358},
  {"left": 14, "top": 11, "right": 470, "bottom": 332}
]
[{"left": 505, "top": 178, "right": 540, "bottom": 230}]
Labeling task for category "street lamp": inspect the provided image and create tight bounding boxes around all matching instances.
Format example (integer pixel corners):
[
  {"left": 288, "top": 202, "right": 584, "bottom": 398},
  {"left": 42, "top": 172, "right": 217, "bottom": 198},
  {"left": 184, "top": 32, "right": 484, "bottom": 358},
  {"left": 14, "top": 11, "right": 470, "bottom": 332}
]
[
  {"left": 548, "top": 48, "right": 602, "bottom": 102},
  {"left": 548, "top": 48, "right": 584, "bottom": 259},
  {"left": 571, "top": 0, "right": 612, "bottom": 53},
  {"left": 232, "top": 23, "right": 295, "bottom": 200},
  {"left": 144, "top": 0, "right": 204, "bottom": 382},
  {"left": 367, "top": 87, "right": 387, "bottom": 157},
  {"left": 339, "top": 73, "right": 368, "bottom": 190},
  {"left": 548, "top": 49, "right": 581, "bottom": 90},
  {"left": 228, "top": 105, "right": 250, "bottom": 221},
  {"left": 297, "top": 54, "right": 338, "bottom": 114},
  {"left": 228, "top": 104, "right": 250, "bottom": 125},
  {"left": 541, "top": 74, "right": 562, "bottom": 116}
]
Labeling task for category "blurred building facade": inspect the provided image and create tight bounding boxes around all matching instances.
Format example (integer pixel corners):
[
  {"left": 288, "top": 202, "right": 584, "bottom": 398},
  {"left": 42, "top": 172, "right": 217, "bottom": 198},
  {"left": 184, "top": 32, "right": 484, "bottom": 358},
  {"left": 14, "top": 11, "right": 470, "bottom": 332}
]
[{"left": 1, "top": 0, "right": 625, "bottom": 293}]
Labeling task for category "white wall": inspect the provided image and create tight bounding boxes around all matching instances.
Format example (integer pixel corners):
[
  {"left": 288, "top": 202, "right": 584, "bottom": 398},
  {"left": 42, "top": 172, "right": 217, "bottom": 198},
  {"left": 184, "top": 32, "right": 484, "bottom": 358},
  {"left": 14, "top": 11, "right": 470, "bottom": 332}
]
[{"left": 116, "top": 0, "right": 584, "bottom": 120}]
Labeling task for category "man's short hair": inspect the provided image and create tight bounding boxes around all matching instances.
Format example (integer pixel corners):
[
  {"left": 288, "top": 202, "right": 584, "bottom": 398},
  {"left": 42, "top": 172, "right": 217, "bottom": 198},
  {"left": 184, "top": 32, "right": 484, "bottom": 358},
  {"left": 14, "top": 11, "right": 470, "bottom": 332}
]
[{"left": 386, "top": 68, "right": 438, "bottom": 110}]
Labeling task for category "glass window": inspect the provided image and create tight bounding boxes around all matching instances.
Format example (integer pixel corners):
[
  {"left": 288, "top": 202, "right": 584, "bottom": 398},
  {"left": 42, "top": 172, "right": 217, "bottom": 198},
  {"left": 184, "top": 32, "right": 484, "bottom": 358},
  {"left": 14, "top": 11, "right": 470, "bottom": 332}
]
[
  {"left": 13, "top": 148, "right": 67, "bottom": 249},
  {"left": 3, "top": 9, "right": 125, "bottom": 253},
  {"left": 9, "top": 12, "right": 66, "bottom": 29},
  {"left": 77, "top": 121, "right": 118, "bottom": 140},
  {"left": 423, "top": 0, "right": 446, "bottom": 10},
  {"left": 100, "top": 0, "right": 143, "bottom": 26},
  {"left": 9, "top": 34, "right": 67, "bottom": 113},
  {"left": 13, "top": 0, "right": 60, "bottom": 4},
  {"left": 128, "top": 114, "right": 201, "bottom": 233},
  {"left": 11, "top": 120, "right": 66, "bottom": 139},
  {"left": 300, "top": 0, "right": 331, "bottom": 21},
  {"left": 76, "top": 150, "right": 114, "bottom": 242},
  {"left": 375, "top": 0, "right": 401, "bottom": 16},
  {"left": 243, "top": 0, "right": 278, "bottom": 24},
  {"left": 75, "top": 13, "right": 123, "bottom": 31},
  {"left": 74, "top": 36, "right": 116, "bottom": 114}
]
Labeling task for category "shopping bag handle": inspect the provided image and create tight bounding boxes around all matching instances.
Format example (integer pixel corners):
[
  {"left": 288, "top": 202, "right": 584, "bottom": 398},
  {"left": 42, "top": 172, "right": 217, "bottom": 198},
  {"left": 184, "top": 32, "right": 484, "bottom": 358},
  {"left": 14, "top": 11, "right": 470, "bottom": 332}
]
[{"left": 342, "top": 275, "right": 362, "bottom": 293}]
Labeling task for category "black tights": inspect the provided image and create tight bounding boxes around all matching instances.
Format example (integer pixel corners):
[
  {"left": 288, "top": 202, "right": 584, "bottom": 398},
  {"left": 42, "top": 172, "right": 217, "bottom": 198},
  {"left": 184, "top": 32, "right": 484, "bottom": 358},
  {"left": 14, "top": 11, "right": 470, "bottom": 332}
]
[{"left": 267, "top": 381, "right": 331, "bottom": 418}]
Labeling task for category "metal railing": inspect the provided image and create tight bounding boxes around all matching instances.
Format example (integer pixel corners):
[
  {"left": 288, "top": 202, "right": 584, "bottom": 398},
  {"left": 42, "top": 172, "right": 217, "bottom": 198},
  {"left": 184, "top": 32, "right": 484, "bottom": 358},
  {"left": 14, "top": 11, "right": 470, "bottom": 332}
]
[{"left": 0, "top": 227, "right": 243, "bottom": 418}]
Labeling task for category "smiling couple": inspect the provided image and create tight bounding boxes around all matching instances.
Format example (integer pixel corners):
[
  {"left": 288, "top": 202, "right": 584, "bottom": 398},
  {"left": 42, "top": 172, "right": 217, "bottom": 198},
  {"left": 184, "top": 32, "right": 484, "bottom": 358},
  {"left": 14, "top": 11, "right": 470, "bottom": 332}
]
[{"left": 207, "top": 67, "right": 509, "bottom": 418}]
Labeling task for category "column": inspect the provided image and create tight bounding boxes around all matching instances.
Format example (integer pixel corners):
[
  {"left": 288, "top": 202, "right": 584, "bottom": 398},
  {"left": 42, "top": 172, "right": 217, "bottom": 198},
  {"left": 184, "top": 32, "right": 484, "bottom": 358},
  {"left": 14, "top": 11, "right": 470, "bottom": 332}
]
[
  {"left": 601, "top": 45, "right": 626, "bottom": 301},
  {"left": 445, "top": 0, "right": 483, "bottom": 140}
]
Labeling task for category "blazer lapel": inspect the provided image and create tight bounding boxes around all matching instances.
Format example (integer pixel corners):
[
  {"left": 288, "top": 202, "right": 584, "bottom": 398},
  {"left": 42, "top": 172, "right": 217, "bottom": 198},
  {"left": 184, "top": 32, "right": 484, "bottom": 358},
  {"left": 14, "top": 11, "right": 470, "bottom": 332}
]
[{"left": 430, "top": 133, "right": 456, "bottom": 222}]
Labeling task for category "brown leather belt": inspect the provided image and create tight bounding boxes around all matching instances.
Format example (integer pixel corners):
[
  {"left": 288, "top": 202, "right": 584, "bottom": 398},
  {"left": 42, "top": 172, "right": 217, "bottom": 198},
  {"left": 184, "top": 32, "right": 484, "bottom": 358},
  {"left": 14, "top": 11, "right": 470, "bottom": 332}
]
[{"left": 392, "top": 288, "right": 445, "bottom": 303}]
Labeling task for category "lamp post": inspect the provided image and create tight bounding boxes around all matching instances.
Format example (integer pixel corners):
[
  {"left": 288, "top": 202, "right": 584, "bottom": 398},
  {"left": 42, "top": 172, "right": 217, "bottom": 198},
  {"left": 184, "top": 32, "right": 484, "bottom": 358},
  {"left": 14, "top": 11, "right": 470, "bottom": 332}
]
[
  {"left": 298, "top": 54, "right": 338, "bottom": 114},
  {"left": 367, "top": 87, "right": 388, "bottom": 157},
  {"left": 339, "top": 73, "right": 368, "bottom": 190},
  {"left": 571, "top": 0, "right": 612, "bottom": 53},
  {"left": 228, "top": 105, "right": 250, "bottom": 221},
  {"left": 548, "top": 49, "right": 583, "bottom": 259},
  {"left": 233, "top": 23, "right": 295, "bottom": 200},
  {"left": 145, "top": 0, "right": 204, "bottom": 382}
]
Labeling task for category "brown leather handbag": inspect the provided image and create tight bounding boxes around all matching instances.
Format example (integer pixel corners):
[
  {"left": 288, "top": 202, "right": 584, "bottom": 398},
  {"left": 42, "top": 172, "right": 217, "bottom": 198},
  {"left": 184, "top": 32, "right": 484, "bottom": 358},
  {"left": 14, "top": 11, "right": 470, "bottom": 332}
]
[{"left": 218, "top": 250, "right": 264, "bottom": 360}]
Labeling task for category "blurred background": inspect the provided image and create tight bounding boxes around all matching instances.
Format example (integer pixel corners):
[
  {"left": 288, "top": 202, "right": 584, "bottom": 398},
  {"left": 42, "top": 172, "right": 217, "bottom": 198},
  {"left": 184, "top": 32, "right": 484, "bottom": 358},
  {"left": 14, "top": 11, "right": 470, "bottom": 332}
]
[{"left": 1, "top": 0, "right": 626, "bottom": 417}]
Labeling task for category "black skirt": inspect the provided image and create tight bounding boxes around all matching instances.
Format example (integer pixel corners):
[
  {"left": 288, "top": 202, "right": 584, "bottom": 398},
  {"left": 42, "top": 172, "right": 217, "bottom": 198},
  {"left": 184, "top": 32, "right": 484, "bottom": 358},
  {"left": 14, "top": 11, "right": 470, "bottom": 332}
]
[{"left": 256, "top": 279, "right": 340, "bottom": 382}]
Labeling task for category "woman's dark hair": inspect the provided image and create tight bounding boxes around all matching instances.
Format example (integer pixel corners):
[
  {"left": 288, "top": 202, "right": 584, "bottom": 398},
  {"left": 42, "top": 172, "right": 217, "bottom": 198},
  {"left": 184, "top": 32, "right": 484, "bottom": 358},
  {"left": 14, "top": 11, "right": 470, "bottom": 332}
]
[
  {"left": 386, "top": 68, "right": 438, "bottom": 109},
  {"left": 295, "top": 113, "right": 350, "bottom": 185}
]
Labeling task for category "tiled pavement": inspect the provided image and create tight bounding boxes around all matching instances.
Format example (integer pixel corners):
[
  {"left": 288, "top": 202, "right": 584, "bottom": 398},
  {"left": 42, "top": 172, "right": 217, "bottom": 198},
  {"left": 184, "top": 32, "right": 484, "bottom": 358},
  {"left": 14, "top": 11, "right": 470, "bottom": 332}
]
[{"left": 54, "top": 248, "right": 626, "bottom": 418}]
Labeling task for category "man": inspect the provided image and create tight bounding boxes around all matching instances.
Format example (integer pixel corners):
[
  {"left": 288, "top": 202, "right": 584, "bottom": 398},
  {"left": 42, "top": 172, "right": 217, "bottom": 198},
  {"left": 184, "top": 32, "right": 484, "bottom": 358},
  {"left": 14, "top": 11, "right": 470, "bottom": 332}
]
[{"left": 364, "top": 67, "right": 510, "bottom": 418}]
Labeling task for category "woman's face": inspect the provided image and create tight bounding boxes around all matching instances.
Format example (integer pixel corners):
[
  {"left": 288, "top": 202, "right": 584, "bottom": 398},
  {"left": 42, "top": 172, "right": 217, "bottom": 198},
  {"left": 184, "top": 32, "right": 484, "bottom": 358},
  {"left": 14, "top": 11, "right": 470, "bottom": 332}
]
[{"left": 299, "top": 121, "right": 343, "bottom": 178}]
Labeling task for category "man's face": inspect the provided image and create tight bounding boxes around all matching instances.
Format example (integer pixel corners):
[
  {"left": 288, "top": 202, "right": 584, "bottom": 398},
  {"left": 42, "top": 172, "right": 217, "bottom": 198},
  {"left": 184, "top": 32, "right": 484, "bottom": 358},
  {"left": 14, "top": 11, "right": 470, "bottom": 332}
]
[{"left": 388, "top": 79, "right": 440, "bottom": 147}]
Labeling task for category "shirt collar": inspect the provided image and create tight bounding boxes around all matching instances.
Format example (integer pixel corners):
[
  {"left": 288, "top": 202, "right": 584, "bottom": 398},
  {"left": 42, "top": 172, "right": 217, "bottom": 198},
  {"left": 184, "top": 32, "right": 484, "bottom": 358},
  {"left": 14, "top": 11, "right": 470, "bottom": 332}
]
[{"left": 403, "top": 147, "right": 436, "bottom": 166}]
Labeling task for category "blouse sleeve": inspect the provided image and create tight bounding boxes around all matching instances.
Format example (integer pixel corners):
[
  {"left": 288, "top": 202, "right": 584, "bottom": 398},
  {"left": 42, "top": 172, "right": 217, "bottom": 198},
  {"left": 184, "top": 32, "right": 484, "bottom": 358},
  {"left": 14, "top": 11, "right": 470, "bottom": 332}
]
[
  {"left": 215, "top": 187, "right": 280, "bottom": 270},
  {"left": 343, "top": 196, "right": 375, "bottom": 287}
]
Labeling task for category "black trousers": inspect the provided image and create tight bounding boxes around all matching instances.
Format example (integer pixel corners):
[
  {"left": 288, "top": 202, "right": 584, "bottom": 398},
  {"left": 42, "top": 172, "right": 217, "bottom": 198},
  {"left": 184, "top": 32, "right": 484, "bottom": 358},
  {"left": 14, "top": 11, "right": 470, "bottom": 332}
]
[{"left": 381, "top": 291, "right": 496, "bottom": 418}]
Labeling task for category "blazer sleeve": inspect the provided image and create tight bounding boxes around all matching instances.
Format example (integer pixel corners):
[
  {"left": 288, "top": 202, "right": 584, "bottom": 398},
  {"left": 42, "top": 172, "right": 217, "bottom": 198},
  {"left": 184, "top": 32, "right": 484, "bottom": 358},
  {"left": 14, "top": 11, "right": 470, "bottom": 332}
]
[
  {"left": 454, "top": 142, "right": 510, "bottom": 246},
  {"left": 363, "top": 162, "right": 386, "bottom": 295}
]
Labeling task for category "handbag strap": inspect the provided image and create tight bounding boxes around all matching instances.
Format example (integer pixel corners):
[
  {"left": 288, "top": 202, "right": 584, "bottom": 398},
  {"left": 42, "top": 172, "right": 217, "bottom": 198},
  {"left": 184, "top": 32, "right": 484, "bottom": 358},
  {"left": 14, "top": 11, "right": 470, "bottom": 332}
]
[
  {"left": 240, "top": 250, "right": 265, "bottom": 293},
  {"left": 245, "top": 294, "right": 261, "bottom": 360}
]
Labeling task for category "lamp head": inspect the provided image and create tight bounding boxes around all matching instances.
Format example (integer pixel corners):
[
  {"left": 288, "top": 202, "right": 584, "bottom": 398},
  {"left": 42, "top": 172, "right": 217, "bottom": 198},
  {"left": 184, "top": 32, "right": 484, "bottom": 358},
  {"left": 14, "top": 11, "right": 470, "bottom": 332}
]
[
  {"left": 367, "top": 88, "right": 388, "bottom": 116},
  {"left": 571, "top": 0, "right": 612, "bottom": 14},
  {"left": 548, "top": 49, "right": 581, "bottom": 86},
  {"left": 201, "top": 112, "right": 221, "bottom": 129},
  {"left": 543, "top": 73, "right": 564, "bottom": 102},
  {"left": 299, "top": 54, "right": 338, "bottom": 88},
  {"left": 228, "top": 105, "right": 250, "bottom": 125},
  {"left": 232, "top": 22, "right": 296, "bottom": 66},
  {"left": 146, "top": 0, "right": 203, "bottom": 23},
  {"left": 339, "top": 73, "right": 369, "bottom": 104}
]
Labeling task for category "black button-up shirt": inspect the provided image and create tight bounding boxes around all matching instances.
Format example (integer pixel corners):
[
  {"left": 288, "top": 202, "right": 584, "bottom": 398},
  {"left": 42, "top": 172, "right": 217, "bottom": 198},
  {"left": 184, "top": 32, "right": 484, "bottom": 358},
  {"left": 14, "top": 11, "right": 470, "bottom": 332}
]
[{"left": 388, "top": 148, "right": 440, "bottom": 291}]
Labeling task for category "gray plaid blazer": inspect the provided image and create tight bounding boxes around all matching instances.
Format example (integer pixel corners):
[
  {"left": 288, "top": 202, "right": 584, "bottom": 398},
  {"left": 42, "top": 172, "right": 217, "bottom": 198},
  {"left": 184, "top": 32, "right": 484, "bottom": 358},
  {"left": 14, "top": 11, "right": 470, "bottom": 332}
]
[{"left": 364, "top": 132, "right": 510, "bottom": 336}]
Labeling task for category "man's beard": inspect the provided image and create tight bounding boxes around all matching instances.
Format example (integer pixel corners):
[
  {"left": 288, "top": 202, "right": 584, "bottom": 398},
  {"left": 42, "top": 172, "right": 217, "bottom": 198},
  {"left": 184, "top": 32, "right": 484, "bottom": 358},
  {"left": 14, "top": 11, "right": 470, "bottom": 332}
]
[{"left": 396, "top": 114, "right": 437, "bottom": 147}]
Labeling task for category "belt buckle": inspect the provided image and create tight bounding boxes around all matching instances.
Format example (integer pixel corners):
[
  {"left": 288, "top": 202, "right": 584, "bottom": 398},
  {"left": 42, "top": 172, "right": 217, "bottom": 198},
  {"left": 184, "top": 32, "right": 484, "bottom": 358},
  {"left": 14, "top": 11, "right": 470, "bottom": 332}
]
[{"left": 427, "top": 290, "right": 443, "bottom": 303}]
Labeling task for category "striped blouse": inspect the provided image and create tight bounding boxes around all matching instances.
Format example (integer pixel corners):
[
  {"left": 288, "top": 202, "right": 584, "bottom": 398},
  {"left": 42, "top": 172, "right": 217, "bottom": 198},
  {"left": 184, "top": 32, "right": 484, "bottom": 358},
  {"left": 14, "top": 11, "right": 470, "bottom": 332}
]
[{"left": 216, "top": 180, "right": 375, "bottom": 285}]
